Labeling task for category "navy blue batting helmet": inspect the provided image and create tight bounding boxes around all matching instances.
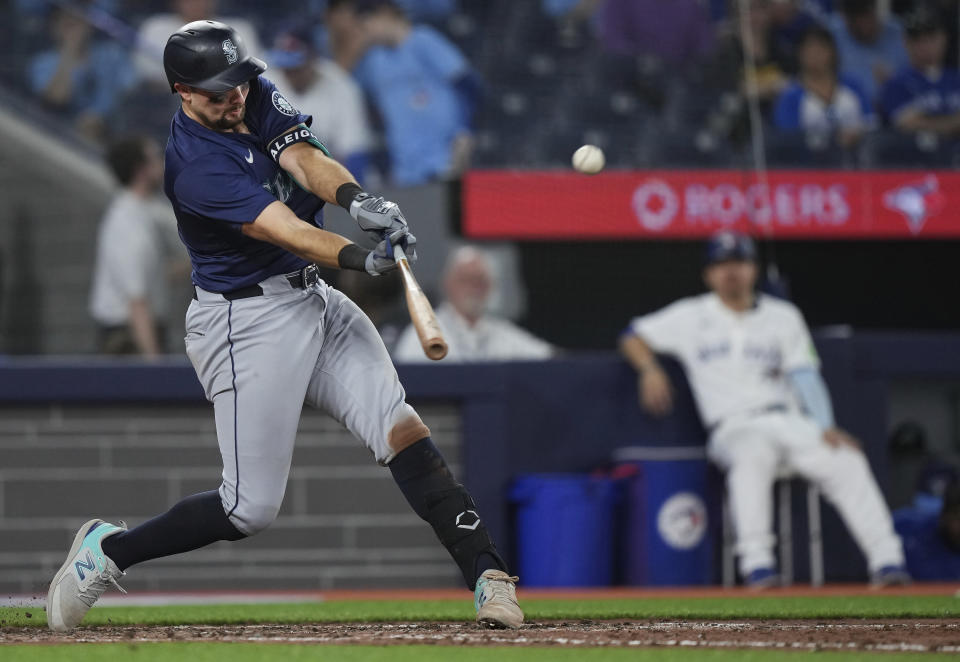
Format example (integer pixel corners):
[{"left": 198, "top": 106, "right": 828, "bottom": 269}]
[
  {"left": 705, "top": 231, "right": 757, "bottom": 265},
  {"left": 163, "top": 20, "right": 266, "bottom": 94}
]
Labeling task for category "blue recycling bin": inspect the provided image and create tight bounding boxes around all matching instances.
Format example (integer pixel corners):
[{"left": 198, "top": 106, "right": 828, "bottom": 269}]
[
  {"left": 618, "top": 453, "right": 714, "bottom": 585},
  {"left": 510, "top": 474, "right": 618, "bottom": 587}
]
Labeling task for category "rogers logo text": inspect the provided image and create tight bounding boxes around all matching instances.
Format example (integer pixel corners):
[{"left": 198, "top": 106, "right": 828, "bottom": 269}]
[
  {"left": 631, "top": 179, "right": 851, "bottom": 231},
  {"left": 632, "top": 179, "right": 679, "bottom": 231}
]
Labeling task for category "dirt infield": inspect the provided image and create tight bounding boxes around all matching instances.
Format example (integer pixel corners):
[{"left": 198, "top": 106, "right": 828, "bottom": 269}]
[
  {"left": 4, "top": 582, "right": 958, "bottom": 608},
  {"left": 3, "top": 619, "right": 959, "bottom": 652}
]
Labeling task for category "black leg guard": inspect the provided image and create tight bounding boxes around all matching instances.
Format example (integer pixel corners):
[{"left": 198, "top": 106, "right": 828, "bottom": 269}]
[{"left": 389, "top": 438, "right": 507, "bottom": 590}]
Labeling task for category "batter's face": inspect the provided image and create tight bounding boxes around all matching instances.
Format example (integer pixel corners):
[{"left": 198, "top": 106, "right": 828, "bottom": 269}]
[
  {"left": 704, "top": 260, "right": 758, "bottom": 301},
  {"left": 177, "top": 82, "right": 250, "bottom": 131}
]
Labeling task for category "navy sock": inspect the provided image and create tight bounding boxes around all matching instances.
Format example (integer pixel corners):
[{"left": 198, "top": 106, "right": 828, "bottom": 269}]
[
  {"left": 101, "top": 490, "right": 245, "bottom": 571},
  {"left": 389, "top": 437, "right": 508, "bottom": 589},
  {"left": 475, "top": 553, "right": 504, "bottom": 577}
]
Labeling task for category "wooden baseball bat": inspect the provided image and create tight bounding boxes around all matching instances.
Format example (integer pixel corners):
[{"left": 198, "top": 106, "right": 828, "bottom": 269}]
[{"left": 393, "top": 245, "right": 448, "bottom": 361}]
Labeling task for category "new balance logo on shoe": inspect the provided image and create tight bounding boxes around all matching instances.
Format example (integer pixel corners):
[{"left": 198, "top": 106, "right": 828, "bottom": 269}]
[{"left": 74, "top": 551, "right": 96, "bottom": 581}]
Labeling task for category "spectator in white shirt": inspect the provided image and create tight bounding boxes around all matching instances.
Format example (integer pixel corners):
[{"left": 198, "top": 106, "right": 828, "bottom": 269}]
[
  {"left": 135, "top": 0, "right": 263, "bottom": 88},
  {"left": 89, "top": 136, "right": 185, "bottom": 356},
  {"left": 265, "top": 29, "right": 373, "bottom": 179},
  {"left": 393, "top": 247, "right": 554, "bottom": 363}
]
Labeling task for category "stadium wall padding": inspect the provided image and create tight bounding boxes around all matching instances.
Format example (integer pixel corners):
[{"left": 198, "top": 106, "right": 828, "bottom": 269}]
[{"left": 0, "top": 331, "right": 957, "bottom": 587}]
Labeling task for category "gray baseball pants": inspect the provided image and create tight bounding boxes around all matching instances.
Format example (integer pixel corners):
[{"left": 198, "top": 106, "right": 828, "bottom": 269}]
[{"left": 185, "top": 270, "right": 430, "bottom": 535}]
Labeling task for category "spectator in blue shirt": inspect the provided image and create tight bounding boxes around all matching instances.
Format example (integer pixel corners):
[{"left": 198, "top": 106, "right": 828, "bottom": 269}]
[
  {"left": 894, "top": 471, "right": 960, "bottom": 581},
  {"left": 880, "top": 7, "right": 960, "bottom": 139},
  {"left": 28, "top": 5, "right": 135, "bottom": 141},
  {"left": 345, "top": 0, "right": 481, "bottom": 187},
  {"left": 774, "top": 26, "right": 873, "bottom": 148},
  {"left": 828, "top": 0, "right": 909, "bottom": 103}
]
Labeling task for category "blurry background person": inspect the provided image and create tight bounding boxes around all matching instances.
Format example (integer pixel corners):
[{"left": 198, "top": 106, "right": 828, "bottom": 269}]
[
  {"left": 619, "top": 231, "right": 909, "bottom": 588},
  {"left": 135, "top": 0, "right": 262, "bottom": 89},
  {"left": 393, "top": 247, "right": 553, "bottom": 363},
  {"left": 705, "top": 0, "right": 793, "bottom": 148},
  {"left": 597, "top": 0, "right": 716, "bottom": 111},
  {"left": 394, "top": 0, "right": 458, "bottom": 23},
  {"left": 89, "top": 136, "right": 185, "bottom": 357},
  {"left": 880, "top": 6, "right": 960, "bottom": 140},
  {"left": 599, "top": 0, "right": 715, "bottom": 68},
  {"left": 266, "top": 29, "right": 373, "bottom": 180},
  {"left": 341, "top": 0, "right": 482, "bottom": 186},
  {"left": 774, "top": 26, "right": 873, "bottom": 148},
  {"left": 326, "top": 0, "right": 369, "bottom": 72},
  {"left": 894, "top": 467, "right": 960, "bottom": 581},
  {"left": 766, "top": 0, "right": 825, "bottom": 71},
  {"left": 828, "top": 0, "right": 908, "bottom": 104},
  {"left": 28, "top": 3, "right": 135, "bottom": 141},
  {"left": 892, "top": 0, "right": 960, "bottom": 69},
  {"left": 542, "top": 0, "right": 602, "bottom": 48}
]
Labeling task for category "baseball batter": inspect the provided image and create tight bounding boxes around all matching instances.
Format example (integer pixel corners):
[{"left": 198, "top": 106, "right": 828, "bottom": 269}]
[
  {"left": 47, "top": 21, "right": 522, "bottom": 631},
  {"left": 619, "top": 231, "right": 909, "bottom": 587}
]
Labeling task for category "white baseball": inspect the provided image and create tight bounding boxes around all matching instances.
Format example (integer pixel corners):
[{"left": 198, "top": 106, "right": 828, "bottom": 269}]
[{"left": 572, "top": 144, "right": 605, "bottom": 174}]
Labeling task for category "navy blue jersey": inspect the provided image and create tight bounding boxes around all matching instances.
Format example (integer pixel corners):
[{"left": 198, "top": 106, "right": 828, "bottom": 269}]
[
  {"left": 164, "top": 76, "right": 325, "bottom": 292},
  {"left": 881, "top": 66, "right": 960, "bottom": 124}
]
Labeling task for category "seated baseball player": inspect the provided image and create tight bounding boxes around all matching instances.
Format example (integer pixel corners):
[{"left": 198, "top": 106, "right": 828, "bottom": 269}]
[
  {"left": 619, "top": 230, "right": 910, "bottom": 588},
  {"left": 393, "top": 247, "right": 554, "bottom": 363}
]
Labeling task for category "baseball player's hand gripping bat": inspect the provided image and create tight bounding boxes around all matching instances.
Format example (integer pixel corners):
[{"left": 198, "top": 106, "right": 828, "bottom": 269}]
[{"left": 393, "top": 245, "right": 448, "bottom": 360}]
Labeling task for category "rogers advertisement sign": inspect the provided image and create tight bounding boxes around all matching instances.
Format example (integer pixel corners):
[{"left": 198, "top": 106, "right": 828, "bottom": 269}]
[{"left": 462, "top": 170, "right": 958, "bottom": 239}]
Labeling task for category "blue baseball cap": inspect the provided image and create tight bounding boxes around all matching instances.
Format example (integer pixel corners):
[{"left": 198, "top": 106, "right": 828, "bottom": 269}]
[
  {"left": 265, "top": 31, "right": 313, "bottom": 70},
  {"left": 705, "top": 231, "right": 757, "bottom": 265}
]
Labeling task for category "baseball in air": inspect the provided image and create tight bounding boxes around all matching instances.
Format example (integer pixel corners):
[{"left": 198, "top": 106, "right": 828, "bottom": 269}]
[{"left": 572, "top": 144, "right": 605, "bottom": 174}]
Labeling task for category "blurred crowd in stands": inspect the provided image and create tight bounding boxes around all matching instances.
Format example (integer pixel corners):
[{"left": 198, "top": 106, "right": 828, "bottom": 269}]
[{"left": 4, "top": 0, "right": 960, "bottom": 178}]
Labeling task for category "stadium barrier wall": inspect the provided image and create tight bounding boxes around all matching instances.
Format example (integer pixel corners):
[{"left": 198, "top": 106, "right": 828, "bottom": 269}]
[{"left": 0, "top": 331, "right": 957, "bottom": 590}]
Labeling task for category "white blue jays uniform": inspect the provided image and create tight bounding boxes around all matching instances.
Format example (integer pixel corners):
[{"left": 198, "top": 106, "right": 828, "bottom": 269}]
[{"left": 629, "top": 293, "right": 905, "bottom": 577}]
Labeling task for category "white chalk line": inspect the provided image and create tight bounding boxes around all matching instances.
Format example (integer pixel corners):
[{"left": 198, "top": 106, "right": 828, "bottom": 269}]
[{"left": 63, "top": 633, "right": 959, "bottom": 652}]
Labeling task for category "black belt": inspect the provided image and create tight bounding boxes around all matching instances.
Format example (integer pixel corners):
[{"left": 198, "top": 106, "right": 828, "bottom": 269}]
[
  {"left": 708, "top": 403, "right": 789, "bottom": 434},
  {"left": 193, "top": 264, "right": 320, "bottom": 301}
]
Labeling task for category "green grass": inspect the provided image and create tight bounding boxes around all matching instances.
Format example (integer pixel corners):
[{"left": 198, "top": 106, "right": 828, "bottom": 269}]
[
  {"left": 1, "top": 644, "right": 957, "bottom": 662},
  {"left": 1, "top": 595, "right": 958, "bottom": 628}
]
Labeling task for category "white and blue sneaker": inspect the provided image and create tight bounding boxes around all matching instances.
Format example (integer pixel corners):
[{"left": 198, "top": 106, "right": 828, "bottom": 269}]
[
  {"left": 474, "top": 569, "right": 523, "bottom": 629},
  {"left": 745, "top": 567, "right": 781, "bottom": 589},
  {"left": 870, "top": 564, "right": 912, "bottom": 588},
  {"left": 47, "top": 519, "right": 127, "bottom": 632}
]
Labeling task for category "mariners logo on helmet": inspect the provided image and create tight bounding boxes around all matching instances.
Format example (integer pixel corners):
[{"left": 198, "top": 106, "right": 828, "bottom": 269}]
[
  {"left": 222, "top": 39, "right": 238, "bottom": 65},
  {"left": 272, "top": 90, "right": 297, "bottom": 116}
]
